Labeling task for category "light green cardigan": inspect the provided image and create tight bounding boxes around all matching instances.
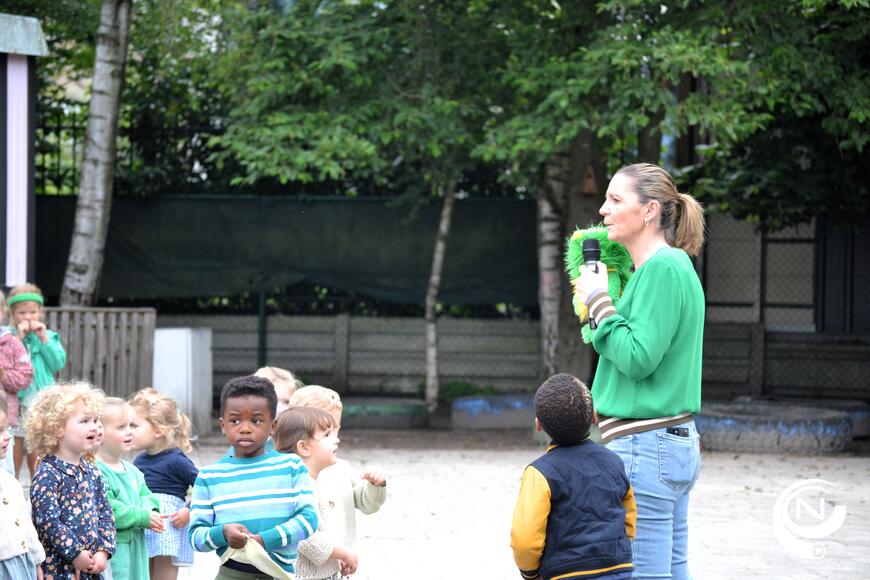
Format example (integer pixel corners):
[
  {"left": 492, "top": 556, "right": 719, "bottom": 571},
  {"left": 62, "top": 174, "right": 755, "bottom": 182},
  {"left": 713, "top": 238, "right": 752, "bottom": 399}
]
[{"left": 97, "top": 459, "right": 160, "bottom": 580}]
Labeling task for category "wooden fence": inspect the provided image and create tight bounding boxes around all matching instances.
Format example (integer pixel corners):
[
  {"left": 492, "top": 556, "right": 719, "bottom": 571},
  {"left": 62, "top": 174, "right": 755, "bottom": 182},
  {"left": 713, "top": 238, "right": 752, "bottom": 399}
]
[
  {"left": 44, "top": 307, "right": 157, "bottom": 398},
  {"left": 157, "top": 314, "right": 777, "bottom": 407}
]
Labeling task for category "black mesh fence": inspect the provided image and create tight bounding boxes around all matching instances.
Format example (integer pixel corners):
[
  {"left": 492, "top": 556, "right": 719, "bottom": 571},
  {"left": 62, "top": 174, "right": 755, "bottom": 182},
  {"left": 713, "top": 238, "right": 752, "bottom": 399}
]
[{"left": 702, "top": 212, "right": 869, "bottom": 400}]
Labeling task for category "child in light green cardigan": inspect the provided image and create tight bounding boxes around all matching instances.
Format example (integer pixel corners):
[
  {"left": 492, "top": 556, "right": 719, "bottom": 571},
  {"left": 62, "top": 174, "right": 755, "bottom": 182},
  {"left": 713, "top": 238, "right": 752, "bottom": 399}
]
[
  {"left": 96, "top": 398, "right": 164, "bottom": 580},
  {"left": 7, "top": 284, "right": 66, "bottom": 481}
]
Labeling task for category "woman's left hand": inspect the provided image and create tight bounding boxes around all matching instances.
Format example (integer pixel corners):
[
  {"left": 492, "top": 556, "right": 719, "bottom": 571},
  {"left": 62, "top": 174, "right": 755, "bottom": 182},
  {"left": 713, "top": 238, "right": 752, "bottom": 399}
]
[{"left": 574, "top": 262, "right": 609, "bottom": 304}]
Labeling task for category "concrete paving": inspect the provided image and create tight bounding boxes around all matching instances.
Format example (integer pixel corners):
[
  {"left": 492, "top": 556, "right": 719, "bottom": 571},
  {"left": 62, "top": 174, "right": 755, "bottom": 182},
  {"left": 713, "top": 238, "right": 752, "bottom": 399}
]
[{"left": 178, "top": 429, "right": 870, "bottom": 580}]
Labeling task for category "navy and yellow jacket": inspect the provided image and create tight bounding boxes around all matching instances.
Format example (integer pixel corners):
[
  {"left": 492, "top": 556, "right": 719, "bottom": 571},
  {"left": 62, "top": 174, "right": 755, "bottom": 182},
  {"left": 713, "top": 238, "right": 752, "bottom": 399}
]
[{"left": 511, "top": 440, "right": 636, "bottom": 580}]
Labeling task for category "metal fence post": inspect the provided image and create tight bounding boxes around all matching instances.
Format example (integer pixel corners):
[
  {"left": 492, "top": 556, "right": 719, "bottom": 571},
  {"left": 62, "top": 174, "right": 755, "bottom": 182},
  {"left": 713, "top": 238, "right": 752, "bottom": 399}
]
[{"left": 334, "top": 313, "right": 350, "bottom": 395}]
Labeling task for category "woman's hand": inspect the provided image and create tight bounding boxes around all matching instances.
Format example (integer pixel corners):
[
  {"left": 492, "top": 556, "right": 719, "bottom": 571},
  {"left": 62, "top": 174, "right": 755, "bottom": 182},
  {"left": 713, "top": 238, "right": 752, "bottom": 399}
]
[{"left": 574, "top": 262, "right": 609, "bottom": 304}]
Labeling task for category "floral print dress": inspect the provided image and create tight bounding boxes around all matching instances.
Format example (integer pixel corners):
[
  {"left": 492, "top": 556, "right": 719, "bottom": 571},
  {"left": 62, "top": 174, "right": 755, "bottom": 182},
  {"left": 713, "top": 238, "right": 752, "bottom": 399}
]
[{"left": 30, "top": 454, "right": 115, "bottom": 579}]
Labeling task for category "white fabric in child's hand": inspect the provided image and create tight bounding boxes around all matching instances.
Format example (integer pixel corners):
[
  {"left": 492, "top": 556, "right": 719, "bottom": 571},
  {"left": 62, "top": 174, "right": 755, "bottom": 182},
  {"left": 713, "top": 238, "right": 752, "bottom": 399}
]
[{"left": 219, "top": 538, "right": 295, "bottom": 580}]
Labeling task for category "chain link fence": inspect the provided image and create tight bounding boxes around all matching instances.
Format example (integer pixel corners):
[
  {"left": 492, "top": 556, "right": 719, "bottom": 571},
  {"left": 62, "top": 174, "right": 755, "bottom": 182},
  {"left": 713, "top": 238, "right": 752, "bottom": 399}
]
[{"left": 703, "top": 212, "right": 869, "bottom": 400}]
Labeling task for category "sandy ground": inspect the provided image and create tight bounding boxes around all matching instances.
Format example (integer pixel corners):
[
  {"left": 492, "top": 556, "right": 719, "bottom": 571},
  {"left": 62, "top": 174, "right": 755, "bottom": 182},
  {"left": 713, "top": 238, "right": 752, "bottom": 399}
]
[{"left": 167, "top": 429, "right": 870, "bottom": 580}]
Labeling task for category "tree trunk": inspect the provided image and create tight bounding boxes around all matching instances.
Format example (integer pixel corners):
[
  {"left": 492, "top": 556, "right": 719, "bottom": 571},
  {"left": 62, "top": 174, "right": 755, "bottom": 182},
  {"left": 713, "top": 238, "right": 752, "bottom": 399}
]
[
  {"left": 424, "top": 181, "right": 457, "bottom": 409},
  {"left": 556, "top": 132, "right": 608, "bottom": 382},
  {"left": 538, "top": 155, "right": 570, "bottom": 377},
  {"left": 637, "top": 106, "right": 665, "bottom": 164},
  {"left": 60, "top": 0, "right": 132, "bottom": 306},
  {"left": 539, "top": 133, "right": 608, "bottom": 382}
]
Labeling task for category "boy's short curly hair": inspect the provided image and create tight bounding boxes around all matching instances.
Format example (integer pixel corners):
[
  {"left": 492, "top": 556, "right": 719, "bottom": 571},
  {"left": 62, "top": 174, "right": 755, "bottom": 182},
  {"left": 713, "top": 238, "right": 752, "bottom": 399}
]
[
  {"left": 534, "top": 373, "right": 593, "bottom": 445},
  {"left": 220, "top": 375, "right": 277, "bottom": 419},
  {"left": 25, "top": 382, "right": 105, "bottom": 457}
]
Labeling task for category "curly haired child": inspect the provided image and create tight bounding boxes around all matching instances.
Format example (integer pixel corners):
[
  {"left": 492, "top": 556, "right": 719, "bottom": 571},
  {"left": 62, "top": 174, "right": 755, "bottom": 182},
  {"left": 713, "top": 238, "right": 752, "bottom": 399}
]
[
  {"left": 7, "top": 283, "right": 66, "bottom": 481},
  {"left": 130, "top": 388, "right": 198, "bottom": 580},
  {"left": 26, "top": 382, "right": 115, "bottom": 579}
]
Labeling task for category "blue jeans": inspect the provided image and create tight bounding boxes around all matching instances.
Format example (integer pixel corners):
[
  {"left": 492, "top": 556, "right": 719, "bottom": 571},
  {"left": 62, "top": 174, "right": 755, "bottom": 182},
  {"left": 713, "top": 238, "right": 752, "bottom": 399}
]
[{"left": 606, "top": 421, "right": 701, "bottom": 580}]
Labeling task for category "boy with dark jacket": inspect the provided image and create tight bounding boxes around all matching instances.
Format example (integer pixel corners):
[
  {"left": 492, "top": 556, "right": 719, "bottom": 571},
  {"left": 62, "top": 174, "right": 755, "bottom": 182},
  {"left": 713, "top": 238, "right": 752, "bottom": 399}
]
[{"left": 511, "top": 373, "right": 636, "bottom": 580}]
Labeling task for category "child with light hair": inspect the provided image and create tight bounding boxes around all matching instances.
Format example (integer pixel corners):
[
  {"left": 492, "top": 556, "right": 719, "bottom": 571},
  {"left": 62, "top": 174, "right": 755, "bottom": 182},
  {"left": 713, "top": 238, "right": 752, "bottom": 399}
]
[
  {"left": 26, "top": 382, "right": 115, "bottom": 579},
  {"left": 6, "top": 283, "right": 66, "bottom": 481},
  {"left": 289, "top": 386, "right": 387, "bottom": 552},
  {"left": 0, "top": 290, "right": 34, "bottom": 475},
  {"left": 96, "top": 397, "right": 164, "bottom": 580},
  {"left": 130, "top": 388, "right": 198, "bottom": 580},
  {"left": 0, "top": 395, "right": 45, "bottom": 579},
  {"left": 274, "top": 406, "right": 357, "bottom": 579},
  {"left": 254, "top": 366, "right": 302, "bottom": 416}
]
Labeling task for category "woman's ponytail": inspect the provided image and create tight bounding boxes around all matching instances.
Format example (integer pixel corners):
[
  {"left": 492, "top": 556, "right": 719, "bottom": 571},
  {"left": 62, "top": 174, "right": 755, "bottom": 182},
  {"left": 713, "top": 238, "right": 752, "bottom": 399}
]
[{"left": 674, "top": 192, "right": 706, "bottom": 257}]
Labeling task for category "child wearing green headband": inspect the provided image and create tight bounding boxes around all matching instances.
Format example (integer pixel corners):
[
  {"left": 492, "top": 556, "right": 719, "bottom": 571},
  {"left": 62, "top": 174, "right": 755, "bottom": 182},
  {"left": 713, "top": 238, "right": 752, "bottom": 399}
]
[{"left": 7, "top": 284, "right": 66, "bottom": 482}]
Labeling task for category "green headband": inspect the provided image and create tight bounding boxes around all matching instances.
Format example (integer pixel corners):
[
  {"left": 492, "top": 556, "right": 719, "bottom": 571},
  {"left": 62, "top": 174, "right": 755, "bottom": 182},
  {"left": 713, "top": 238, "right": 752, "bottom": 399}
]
[{"left": 6, "top": 293, "right": 44, "bottom": 307}]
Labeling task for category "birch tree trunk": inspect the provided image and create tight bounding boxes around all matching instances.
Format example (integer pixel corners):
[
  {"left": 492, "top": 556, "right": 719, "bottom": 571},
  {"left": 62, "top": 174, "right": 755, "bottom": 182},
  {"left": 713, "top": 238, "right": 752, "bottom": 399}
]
[
  {"left": 538, "top": 155, "right": 570, "bottom": 377},
  {"left": 61, "top": 0, "right": 132, "bottom": 305},
  {"left": 424, "top": 181, "right": 457, "bottom": 409}
]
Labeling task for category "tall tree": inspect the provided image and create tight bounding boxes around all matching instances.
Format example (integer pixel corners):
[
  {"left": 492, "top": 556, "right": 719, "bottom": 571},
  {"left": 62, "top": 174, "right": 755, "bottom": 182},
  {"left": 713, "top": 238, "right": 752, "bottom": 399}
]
[
  {"left": 477, "top": 0, "right": 869, "bottom": 378},
  {"left": 60, "top": 0, "right": 133, "bottom": 305},
  {"left": 212, "top": 1, "right": 506, "bottom": 407}
]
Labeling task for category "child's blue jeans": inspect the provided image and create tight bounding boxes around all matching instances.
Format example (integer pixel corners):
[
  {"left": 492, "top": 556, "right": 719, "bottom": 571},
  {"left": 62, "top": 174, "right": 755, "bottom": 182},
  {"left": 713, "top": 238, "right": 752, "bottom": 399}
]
[{"left": 606, "top": 421, "right": 702, "bottom": 580}]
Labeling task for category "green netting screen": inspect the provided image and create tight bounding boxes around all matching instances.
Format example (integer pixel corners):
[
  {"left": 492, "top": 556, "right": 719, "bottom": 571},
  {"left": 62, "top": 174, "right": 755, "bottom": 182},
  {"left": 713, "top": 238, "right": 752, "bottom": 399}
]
[{"left": 36, "top": 196, "right": 538, "bottom": 305}]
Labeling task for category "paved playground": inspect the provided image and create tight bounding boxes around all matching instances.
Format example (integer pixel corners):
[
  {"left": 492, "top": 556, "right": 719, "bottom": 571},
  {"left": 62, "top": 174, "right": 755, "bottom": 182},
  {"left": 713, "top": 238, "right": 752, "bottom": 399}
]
[{"left": 178, "top": 429, "right": 870, "bottom": 580}]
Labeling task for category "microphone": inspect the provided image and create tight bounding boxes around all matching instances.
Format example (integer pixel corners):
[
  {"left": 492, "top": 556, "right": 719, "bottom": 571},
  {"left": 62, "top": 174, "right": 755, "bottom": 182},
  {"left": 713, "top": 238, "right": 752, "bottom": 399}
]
[{"left": 582, "top": 238, "right": 601, "bottom": 329}]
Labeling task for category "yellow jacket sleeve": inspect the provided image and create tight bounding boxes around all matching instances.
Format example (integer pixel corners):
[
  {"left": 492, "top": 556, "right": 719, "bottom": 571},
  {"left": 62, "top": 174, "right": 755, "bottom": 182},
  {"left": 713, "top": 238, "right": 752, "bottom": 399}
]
[
  {"left": 623, "top": 484, "right": 637, "bottom": 539},
  {"left": 511, "top": 466, "right": 551, "bottom": 578}
]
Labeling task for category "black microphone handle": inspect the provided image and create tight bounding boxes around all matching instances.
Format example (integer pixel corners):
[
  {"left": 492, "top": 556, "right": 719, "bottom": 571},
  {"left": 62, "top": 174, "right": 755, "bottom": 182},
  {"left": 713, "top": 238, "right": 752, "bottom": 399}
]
[{"left": 584, "top": 259, "right": 599, "bottom": 329}]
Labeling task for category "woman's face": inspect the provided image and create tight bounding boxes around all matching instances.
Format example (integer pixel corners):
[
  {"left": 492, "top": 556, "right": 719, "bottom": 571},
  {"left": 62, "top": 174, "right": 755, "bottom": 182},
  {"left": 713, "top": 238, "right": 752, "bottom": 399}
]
[{"left": 599, "top": 173, "right": 648, "bottom": 245}]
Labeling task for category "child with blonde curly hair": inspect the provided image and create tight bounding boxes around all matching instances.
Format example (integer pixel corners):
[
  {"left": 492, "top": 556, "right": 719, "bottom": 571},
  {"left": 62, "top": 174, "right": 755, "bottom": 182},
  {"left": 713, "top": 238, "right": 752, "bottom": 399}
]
[
  {"left": 26, "top": 382, "right": 115, "bottom": 579},
  {"left": 7, "top": 283, "right": 66, "bottom": 481},
  {"left": 130, "top": 388, "right": 198, "bottom": 580}
]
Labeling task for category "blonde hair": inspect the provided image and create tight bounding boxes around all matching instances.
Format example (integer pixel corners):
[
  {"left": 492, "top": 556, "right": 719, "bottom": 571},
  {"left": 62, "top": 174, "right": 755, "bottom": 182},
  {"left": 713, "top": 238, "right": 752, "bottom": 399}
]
[
  {"left": 7, "top": 283, "right": 45, "bottom": 317},
  {"left": 25, "top": 382, "right": 105, "bottom": 457},
  {"left": 102, "top": 397, "right": 130, "bottom": 421},
  {"left": 274, "top": 406, "right": 336, "bottom": 455},
  {"left": 288, "top": 385, "right": 343, "bottom": 417},
  {"left": 129, "top": 388, "right": 193, "bottom": 453},
  {"left": 614, "top": 163, "right": 706, "bottom": 256},
  {"left": 0, "top": 290, "right": 6, "bottom": 320},
  {"left": 254, "top": 366, "right": 300, "bottom": 394}
]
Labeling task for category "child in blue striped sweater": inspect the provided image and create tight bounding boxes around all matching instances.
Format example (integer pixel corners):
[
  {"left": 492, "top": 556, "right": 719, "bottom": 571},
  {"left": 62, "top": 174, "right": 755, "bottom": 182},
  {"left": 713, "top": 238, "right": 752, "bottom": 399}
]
[{"left": 188, "top": 375, "right": 319, "bottom": 579}]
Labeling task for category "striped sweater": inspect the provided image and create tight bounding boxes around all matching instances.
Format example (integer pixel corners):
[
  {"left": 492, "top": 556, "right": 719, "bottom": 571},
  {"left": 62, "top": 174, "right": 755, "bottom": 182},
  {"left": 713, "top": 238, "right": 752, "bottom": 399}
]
[{"left": 188, "top": 450, "right": 319, "bottom": 574}]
